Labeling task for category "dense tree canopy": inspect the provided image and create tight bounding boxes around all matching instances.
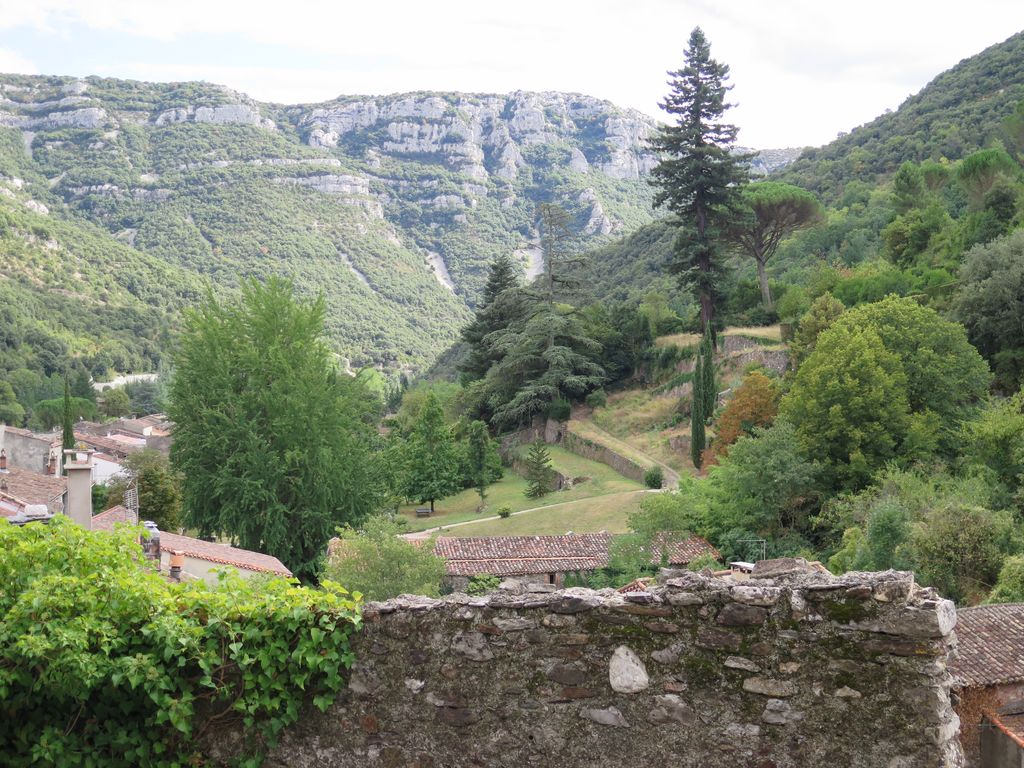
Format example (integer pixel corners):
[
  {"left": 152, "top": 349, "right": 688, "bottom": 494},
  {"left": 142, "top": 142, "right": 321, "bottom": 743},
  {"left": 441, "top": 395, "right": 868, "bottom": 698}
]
[
  {"left": 168, "top": 279, "right": 382, "bottom": 581},
  {"left": 725, "top": 182, "right": 823, "bottom": 307}
]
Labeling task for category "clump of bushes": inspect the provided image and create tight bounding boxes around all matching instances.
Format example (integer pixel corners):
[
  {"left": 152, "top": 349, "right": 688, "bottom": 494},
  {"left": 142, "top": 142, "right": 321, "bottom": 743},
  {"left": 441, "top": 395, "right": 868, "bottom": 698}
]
[
  {"left": 465, "top": 574, "right": 502, "bottom": 595},
  {"left": 497, "top": 505, "right": 512, "bottom": 519},
  {"left": 0, "top": 517, "right": 361, "bottom": 768},
  {"left": 644, "top": 466, "right": 664, "bottom": 489}
]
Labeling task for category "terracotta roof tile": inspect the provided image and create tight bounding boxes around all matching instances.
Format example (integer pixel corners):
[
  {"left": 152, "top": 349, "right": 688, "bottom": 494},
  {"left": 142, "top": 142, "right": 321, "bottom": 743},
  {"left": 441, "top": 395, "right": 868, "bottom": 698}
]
[
  {"left": 433, "top": 533, "right": 720, "bottom": 578},
  {"left": 952, "top": 604, "right": 1024, "bottom": 687},
  {"left": 0, "top": 466, "right": 65, "bottom": 507},
  {"left": 92, "top": 506, "right": 292, "bottom": 577}
]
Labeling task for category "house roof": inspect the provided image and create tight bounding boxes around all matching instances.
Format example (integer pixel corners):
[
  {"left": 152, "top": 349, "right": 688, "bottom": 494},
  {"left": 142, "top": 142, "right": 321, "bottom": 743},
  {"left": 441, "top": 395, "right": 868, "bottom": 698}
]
[
  {"left": 0, "top": 466, "right": 65, "bottom": 507},
  {"left": 952, "top": 604, "right": 1024, "bottom": 688},
  {"left": 74, "top": 431, "right": 142, "bottom": 458},
  {"left": 433, "top": 533, "right": 720, "bottom": 578},
  {"left": 92, "top": 506, "right": 292, "bottom": 577}
]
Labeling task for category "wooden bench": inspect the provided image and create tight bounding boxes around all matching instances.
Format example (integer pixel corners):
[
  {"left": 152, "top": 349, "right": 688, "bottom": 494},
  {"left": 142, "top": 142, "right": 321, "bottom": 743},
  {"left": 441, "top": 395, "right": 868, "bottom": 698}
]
[{"left": 415, "top": 507, "right": 431, "bottom": 518}]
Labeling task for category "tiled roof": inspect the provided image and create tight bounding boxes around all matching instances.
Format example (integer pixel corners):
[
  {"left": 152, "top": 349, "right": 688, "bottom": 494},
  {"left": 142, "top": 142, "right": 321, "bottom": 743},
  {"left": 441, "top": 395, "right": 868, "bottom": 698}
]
[
  {"left": 952, "top": 604, "right": 1024, "bottom": 688},
  {"left": 92, "top": 506, "right": 292, "bottom": 577},
  {"left": 0, "top": 466, "right": 65, "bottom": 507},
  {"left": 655, "top": 534, "right": 721, "bottom": 565},
  {"left": 91, "top": 504, "right": 136, "bottom": 527},
  {"left": 616, "top": 578, "right": 653, "bottom": 593},
  {"left": 433, "top": 533, "right": 720, "bottom": 578},
  {"left": 74, "top": 432, "right": 142, "bottom": 457}
]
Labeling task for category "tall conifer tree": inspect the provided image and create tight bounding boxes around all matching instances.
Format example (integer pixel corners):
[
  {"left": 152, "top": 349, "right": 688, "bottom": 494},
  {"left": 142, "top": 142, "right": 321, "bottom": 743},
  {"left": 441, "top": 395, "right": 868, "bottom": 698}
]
[
  {"left": 650, "top": 27, "right": 748, "bottom": 332},
  {"left": 61, "top": 374, "right": 75, "bottom": 474}
]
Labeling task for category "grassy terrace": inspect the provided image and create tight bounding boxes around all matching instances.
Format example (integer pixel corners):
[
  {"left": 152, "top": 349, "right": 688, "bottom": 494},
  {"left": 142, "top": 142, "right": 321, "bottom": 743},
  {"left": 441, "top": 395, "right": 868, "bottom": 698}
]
[
  {"left": 445, "top": 490, "right": 647, "bottom": 537},
  {"left": 399, "top": 445, "right": 643, "bottom": 533}
]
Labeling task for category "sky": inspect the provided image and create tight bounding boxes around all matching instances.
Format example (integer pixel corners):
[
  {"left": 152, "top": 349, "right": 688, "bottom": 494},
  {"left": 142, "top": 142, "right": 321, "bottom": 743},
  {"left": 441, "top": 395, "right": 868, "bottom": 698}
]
[{"left": 0, "top": 1, "right": 1022, "bottom": 148}]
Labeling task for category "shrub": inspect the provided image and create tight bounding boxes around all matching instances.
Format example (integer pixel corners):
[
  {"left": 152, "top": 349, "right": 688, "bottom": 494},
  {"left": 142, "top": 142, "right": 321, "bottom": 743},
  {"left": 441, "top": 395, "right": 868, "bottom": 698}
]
[
  {"left": 585, "top": 389, "right": 607, "bottom": 409},
  {"left": 686, "top": 552, "right": 721, "bottom": 572},
  {"left": 0, "top": 516, "right": 361, "bottom": 768},
  {"left": 465, "top": 574, "right": 501, "bottom": 595},
  {"left": 548, "top": 397, "right": 572, "bottom": 421},
  {"left": 644, "top": 466, "right": 664, "bottom": 489},
  {"left": 497, "top": 504, "right": 512, "bottom": 519},
  {"left": 324, "top": 516, "right": 446, "bottom": 601}
]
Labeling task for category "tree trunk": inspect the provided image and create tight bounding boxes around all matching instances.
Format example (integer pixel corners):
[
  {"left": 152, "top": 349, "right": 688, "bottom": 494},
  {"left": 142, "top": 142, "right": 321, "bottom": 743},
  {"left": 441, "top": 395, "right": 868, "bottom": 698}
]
[
  {"left": 756, "top": 257, "right": 773, "bottom": 309},
  {"left": 430, "top": 498, "right": 435, "bottom": 513}
]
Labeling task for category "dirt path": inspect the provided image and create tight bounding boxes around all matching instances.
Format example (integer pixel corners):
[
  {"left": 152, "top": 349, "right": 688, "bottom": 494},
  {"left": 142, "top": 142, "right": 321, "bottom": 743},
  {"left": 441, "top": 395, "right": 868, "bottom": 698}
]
[
  {"left": 400, "top": 489, "right": 657, "bottom": 541},
  {"left": 567, "top": 418, "right": 682, "bottom": 490}
]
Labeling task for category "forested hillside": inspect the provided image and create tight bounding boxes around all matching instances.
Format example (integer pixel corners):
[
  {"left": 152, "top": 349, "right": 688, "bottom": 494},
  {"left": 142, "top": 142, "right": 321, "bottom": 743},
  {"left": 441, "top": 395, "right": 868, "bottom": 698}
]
[
  {"left": 0, "top": 75, "right": 669, "bottom": 377},
  {"left": 778, "top": 31, "right": 1024, "bottom": 201}
]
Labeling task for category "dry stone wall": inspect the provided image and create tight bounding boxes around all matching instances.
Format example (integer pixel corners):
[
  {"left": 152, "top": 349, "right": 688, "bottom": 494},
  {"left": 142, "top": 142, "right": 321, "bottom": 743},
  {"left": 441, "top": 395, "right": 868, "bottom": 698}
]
[{"left": 220, "top": 566, "right": 963, "bottom": 767}]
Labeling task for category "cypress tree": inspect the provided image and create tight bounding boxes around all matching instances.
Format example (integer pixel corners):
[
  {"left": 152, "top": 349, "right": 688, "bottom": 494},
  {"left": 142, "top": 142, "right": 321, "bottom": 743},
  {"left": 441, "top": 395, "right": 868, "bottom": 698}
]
[
  {"left": 690, "top": 352, "right": 706, "bottom": 470},
  {"left": 700, "top": 329, "right": 717, "bottom": 418},
  {"left": 61, "top": 373, "right": 75, "bottom": 474}
]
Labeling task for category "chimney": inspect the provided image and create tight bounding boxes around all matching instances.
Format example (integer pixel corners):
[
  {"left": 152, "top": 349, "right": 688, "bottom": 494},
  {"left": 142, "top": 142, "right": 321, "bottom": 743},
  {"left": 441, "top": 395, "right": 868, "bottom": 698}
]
[
  {"left": 169, "top": 550, "right": 184, "bottom": 581},
  {"left": 0, "top": 448, "right": 7, "bottom": 473},
  {"left": 47, "top": 449, "right": 57, "bottom": 476},
  {"left": 141, "top": 521, "right": 162, "bottom": 570},
  {"left": 63, "top": 448, "right": 94, "bottom": 528}
]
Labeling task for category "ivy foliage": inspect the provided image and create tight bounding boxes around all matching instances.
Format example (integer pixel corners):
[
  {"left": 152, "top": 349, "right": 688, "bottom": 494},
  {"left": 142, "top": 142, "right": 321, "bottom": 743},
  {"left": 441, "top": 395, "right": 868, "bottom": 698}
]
[{"left": 0, "top": 517, "right": 361, "bottom": 767}]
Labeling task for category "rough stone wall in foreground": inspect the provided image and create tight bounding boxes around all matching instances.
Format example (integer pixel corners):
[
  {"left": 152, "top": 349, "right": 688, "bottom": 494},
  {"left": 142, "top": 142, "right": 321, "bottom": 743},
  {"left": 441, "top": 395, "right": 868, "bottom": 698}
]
[{"left": 224, "top": 568, "right": 964, "bottom": 767}]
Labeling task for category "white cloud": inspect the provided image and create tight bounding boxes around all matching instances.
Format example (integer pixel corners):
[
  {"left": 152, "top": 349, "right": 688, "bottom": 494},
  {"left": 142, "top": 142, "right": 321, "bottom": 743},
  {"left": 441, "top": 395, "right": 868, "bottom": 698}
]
[
  {"left": 0, "top": 46, "right": 37, "bottom": 75},
  {"left": 2, "top": 0, "right": 1024, "bottom": 147}
]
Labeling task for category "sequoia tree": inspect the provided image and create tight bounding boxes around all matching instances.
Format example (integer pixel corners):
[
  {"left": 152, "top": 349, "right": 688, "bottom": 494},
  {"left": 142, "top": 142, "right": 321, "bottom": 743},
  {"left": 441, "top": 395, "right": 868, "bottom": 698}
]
[{"left": 650, "top": 26, "right": 748, "bottom": 332}]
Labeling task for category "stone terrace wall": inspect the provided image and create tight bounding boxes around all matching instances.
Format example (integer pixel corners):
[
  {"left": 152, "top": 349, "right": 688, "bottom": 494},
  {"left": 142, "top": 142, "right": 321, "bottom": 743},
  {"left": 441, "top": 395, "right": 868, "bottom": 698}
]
[
  {"left": 224, "top": 567, "right": 963, "bottom": 768},
  {"left": 560, "top": 429, "right": 648, "bottom": 484}
]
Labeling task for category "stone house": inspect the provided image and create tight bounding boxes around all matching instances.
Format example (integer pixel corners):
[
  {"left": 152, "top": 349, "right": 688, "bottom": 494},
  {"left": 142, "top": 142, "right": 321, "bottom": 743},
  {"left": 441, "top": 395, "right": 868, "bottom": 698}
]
[
  {"left": 951, "top": 604, "right": 1024, "bottom": 765},
  {"left": 433, "top": 532, "right": 719, "bottom": 590}
]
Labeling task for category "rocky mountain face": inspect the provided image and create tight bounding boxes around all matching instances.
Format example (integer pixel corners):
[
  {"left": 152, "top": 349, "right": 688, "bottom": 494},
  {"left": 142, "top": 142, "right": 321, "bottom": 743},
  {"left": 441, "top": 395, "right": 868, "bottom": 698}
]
[{"left": 0, "top": 74, "right": 794, "bottom": 372}]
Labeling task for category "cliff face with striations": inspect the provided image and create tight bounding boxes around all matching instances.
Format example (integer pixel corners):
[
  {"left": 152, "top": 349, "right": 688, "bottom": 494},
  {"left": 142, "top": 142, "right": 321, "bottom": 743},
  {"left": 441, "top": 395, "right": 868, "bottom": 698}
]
[
  {"left": 0, "top": 76, "right": 678, "bottom": 371},
  {"left": 207, "top": 563, "right": 963, "bottom": 767}
]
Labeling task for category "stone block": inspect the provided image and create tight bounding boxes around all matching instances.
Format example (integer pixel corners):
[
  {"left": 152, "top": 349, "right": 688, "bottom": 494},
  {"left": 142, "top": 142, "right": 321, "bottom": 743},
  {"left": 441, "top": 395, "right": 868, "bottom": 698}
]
[
  {"left": 743, "top": 677, "right": 798, "bottom": 697},
  {"left": 717, "top": 603, "right": 769, "bottom": 626},
  {"left": 580, "top": 706, "right": 629, "bottom": 727},
  {"left": 609, "top": 645, "right": 650, "bottom": 693}
]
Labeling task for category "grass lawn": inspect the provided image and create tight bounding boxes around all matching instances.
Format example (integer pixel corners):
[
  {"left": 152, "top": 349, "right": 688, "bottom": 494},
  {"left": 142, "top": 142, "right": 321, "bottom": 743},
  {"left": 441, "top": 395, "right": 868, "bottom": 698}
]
[
  {"left": 722, "top": 324, "right": 783, "bottom": 343},
  {"left": 399, "top": 445, "right": 643, "bottom": 532},
  {"left": 444, "top": 490, "right": 648, "bottom": 537},
  {"left": 654, "top": 332, "right": 699, "bottom": 349}
]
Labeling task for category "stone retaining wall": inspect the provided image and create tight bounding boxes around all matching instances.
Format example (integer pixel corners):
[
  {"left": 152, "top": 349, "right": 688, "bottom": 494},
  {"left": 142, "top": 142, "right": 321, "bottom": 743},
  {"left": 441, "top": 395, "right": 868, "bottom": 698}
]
[
  {"left": 561, "top": 429, "right": 649, "bottom": 484},
  {"left": 221, "top": 565, "right": 963, "bottom": 767}
]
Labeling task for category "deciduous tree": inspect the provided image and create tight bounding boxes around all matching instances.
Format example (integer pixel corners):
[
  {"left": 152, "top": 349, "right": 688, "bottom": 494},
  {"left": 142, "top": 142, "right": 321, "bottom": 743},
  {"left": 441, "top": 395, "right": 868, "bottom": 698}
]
[
  {"left": 401, "top": 392, "right": 461, "bottom": 513},
  {"left": 325, "top": 516, "right": 446, "bottom": 601},
  {"left": 168, "top": 278, "right": 382, "bottom": 581}
]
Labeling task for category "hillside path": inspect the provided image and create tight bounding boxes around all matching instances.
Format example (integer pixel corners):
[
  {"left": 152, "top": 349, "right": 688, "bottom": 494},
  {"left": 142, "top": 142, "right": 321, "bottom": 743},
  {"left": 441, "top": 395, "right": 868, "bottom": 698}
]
[
  {"left": 400, "top": 489, "right": 656, "bottom": 541},
  {"left": 567, "top": 418, "right": 682, "bottom": 490}
]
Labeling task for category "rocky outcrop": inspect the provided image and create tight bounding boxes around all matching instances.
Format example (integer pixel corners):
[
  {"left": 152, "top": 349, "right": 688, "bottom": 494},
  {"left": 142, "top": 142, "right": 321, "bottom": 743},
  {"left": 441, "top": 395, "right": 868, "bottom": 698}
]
[
  {"left": 298, "top": 91, "right": 658, "bottom": 182},
  {"left": 208, "top": 569, "right": 963, "bottom": 767},
  {"left": 271, "top": 174, "right": 383, "bottom": 218},
  {"left": 579, "top": 188, "right": 614, "bottom": 235}
]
